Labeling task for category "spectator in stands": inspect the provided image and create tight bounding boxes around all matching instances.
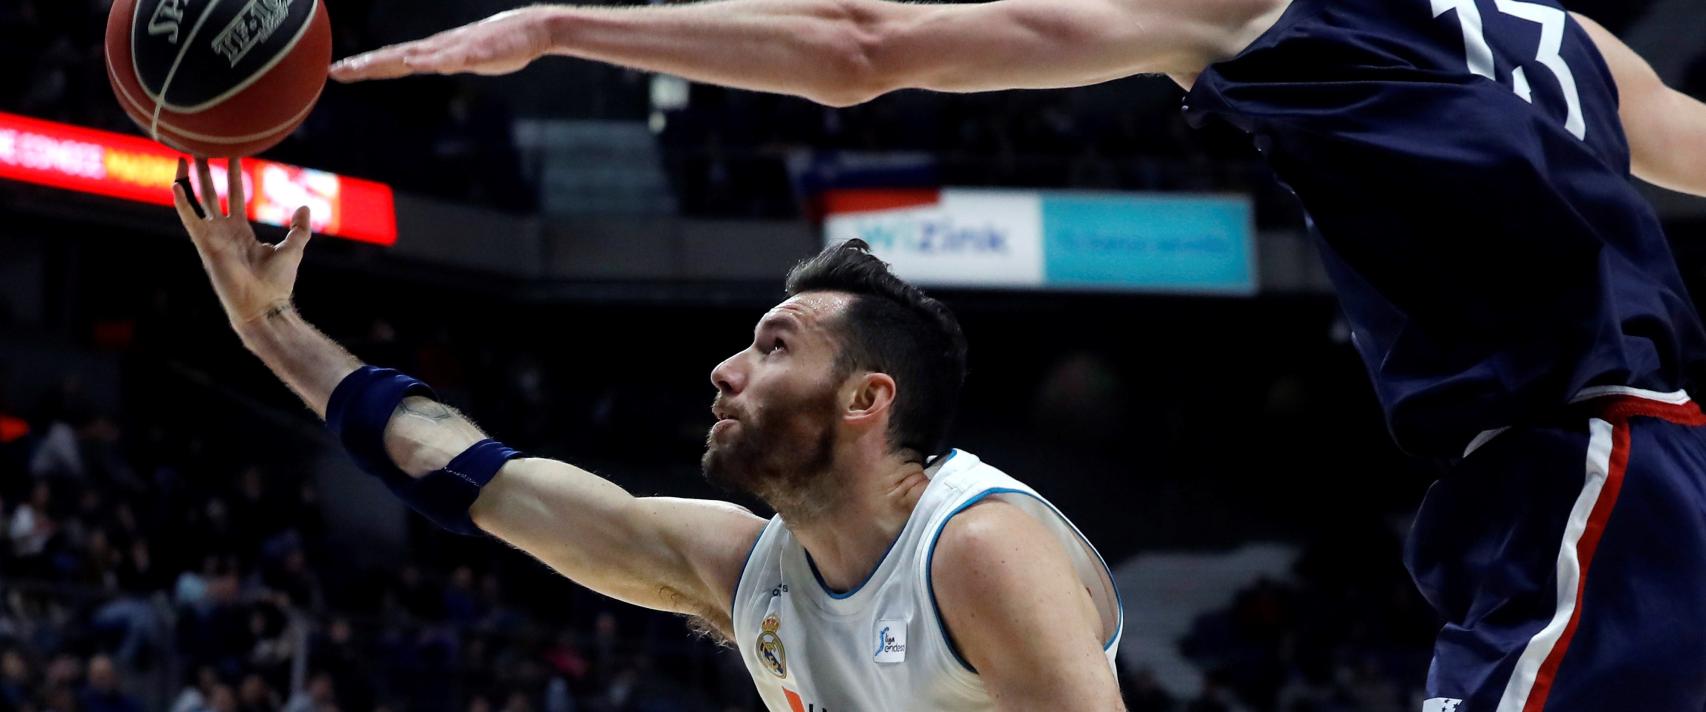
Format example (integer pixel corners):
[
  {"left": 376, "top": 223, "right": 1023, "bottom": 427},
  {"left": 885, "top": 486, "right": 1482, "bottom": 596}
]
[
  {"left": 499, "top": 689, "right": 534, "bottom": 712},
  {"left": 542, "top": 676, "right": 576, "bottom": 712},
  {"left": 41, "top": 654, "right": 82, "bottom": 709},
  {"left": 310, "top": 619, "right": 373, "bottom": 712},
  {"left": 92, "top": 555, "right": 168, "bottom": 668},
  {"left": 80, "top": 655, "right": 142, "bottom": 712},
  {"left": 170, "top": 666, "right": 223, "bottom": 712},
  {"left": 243, "top": 604, "right": 294, "bottom": 689},
  {"left": 282, "top": 670, "right": 338, "bottom": 712},
  {"left": 7, "top": 482, "right": 53, "bottom": 569},
  {"left": 443, "top": 566, "right": 480, "bottom": 626},
  {"left": 237, "top": 672, "right": 281, "bottom": 712},
  {"left": 0, "top": 649, "right": 32, "bottom": 710},
  {"left": 261, "top": 543, "right": 323, "bottom": 614},
  {"left": 209, "top": 684, "right": 240, "bottom": 712},
  {"left": 26, "top": 379, "right": 93, "bottom": 481}
]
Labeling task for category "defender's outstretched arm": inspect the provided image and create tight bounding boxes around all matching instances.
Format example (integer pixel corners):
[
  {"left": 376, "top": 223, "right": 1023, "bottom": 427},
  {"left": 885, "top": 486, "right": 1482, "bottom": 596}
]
[
  {"left": 330, "top": 0, "right": 1255, "bottom": 106},
  {"left": 1576, "top": 14, "right": 1706, "bottom": 198}
]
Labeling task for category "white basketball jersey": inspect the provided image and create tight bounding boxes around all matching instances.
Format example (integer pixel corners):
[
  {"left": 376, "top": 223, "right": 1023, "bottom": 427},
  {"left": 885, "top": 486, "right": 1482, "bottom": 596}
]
[{"left": 731, "top": 449, "right": 1123, "bottom": 711}]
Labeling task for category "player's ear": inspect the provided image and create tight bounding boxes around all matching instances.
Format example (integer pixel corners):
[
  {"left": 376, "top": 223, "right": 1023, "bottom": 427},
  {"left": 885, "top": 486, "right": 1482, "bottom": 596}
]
[{"left": 844, "top": 371, "right": 897, "bottom": 425}]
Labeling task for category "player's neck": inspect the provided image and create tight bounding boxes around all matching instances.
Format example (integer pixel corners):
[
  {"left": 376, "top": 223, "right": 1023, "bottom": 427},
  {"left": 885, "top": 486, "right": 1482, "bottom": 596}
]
[{"left": 782, "top": 453, "right": 930, "bottom": 594}]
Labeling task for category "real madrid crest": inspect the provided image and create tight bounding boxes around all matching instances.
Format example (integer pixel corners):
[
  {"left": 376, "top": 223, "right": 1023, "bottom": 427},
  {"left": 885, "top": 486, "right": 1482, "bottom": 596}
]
[{"left": 756, "top": 613, "right": 788, "bottom": 678}]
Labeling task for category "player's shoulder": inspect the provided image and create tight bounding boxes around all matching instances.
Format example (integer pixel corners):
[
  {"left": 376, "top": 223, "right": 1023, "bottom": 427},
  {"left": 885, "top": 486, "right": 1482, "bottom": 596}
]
[
  {"left": 928, "top": 498, "right": 1060, "bottom": 581},
  {"left": 925, "top": 497, "right": 1109, "bottom": 676}
]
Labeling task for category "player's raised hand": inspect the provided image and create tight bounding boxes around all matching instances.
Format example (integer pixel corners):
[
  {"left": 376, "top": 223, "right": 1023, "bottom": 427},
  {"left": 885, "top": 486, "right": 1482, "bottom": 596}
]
[
  {"left": 329, "top": 9, "right": 551, "bottom": 82},
  {"left": 173, "top": 157, "right": 313, "bottom": 326}
]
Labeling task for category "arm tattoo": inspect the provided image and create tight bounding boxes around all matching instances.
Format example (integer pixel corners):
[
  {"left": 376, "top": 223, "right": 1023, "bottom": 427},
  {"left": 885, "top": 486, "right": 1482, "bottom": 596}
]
[
  {"left": 398, "top": 398, "right": 456, "bottom": 423},
  {"left": 663, "top": 584, "right": 734, "bottom": 646},
  {"left": 261, "top": 303, "right": 293, "bottom": 321}
]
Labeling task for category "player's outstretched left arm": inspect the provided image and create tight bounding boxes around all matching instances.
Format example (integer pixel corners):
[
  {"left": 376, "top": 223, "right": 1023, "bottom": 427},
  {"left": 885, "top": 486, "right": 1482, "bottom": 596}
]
[
  {"left": 171, "top": 158, "right": 764, "bottom": 637},
  {"left": 1575, "top": 14, "right": 1706, "bottom": 198},
  {"left": 931, "top": 500, "right": 1125, "bottom": 710},
  {"left": 328, "top": 0, "right": 1271, "bottom": 107}
]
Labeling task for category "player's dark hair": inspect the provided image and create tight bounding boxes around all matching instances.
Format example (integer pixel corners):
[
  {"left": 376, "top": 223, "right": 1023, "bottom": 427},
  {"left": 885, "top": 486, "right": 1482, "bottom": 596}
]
[{"left": 785, "top": 240, "right": 968, "bottom": 462}]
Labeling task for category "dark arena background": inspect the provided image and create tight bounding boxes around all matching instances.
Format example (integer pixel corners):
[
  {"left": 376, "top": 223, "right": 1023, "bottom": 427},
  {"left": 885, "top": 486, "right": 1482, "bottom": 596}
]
[{"left": 3, "top": 0, "right": 1705, "bottom": 710}]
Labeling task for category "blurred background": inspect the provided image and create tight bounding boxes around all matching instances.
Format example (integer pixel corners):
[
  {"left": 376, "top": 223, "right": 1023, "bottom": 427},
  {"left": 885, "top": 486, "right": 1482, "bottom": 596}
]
[{"left": 2, "top": 0, "right": 1705, "bottom": 711}]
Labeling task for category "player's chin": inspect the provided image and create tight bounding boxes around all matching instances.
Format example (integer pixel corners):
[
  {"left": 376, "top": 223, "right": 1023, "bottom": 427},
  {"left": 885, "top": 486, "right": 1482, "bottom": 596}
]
[
  {"left": 699, "top": 447, "right": 740, "bottom": 491},
  {"left": 701, "top": 428, "right": 731, "bottom": 462},
  {"left": 706, "top": 418, "right": 740, "bottom": 447}
]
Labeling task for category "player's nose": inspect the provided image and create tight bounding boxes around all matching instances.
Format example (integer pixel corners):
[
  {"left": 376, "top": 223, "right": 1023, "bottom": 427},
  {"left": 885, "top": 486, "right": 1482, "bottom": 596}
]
[{"left": 710, "top": 352, "right": 745, "bottom": 395}]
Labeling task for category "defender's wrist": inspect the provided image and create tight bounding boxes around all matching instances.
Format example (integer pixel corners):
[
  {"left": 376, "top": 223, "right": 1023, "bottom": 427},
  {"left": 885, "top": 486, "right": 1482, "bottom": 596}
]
[
  {"left": 233, "top": 301, "right": 300, "bottom": 347},
  {"left": 536, "top": 6, "right": 578, "bottom": 55}
]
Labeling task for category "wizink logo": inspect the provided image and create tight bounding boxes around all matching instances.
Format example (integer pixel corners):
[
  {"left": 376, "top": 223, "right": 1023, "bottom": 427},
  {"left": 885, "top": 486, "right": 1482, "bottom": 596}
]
[
  {"left": 852, "top": 218, "right": 1009, "bottom": 256},
  {"left": 873, "top": 619, "right": 906, "bottom": 663}
]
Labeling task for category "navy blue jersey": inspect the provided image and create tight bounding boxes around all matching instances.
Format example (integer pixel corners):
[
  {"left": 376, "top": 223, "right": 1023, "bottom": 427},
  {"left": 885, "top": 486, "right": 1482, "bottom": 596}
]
[{"left": 1184, "top": 0, "right": 1706, "bottom": 456}]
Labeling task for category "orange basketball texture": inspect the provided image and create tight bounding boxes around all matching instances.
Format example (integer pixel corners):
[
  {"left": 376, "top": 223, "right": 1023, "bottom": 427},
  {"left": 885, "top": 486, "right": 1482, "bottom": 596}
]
[{"left": 105, "top": 0, "right": 332, "bottom": 157}]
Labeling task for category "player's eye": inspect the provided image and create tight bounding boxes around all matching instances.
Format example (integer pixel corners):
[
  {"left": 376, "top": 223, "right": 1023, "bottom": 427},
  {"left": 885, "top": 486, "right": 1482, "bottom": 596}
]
[{"left": 767, "top": 339, "right": 787, "bottom": 355}]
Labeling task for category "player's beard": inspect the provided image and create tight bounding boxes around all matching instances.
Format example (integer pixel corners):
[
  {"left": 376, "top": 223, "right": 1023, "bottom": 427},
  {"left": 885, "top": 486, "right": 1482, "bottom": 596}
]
[{"left": 701, "top": 384, "right": 840, "bottom": 515}]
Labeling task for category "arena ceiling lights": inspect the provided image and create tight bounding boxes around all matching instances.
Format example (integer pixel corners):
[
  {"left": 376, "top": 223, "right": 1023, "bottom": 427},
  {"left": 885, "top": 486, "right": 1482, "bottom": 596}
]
[{"left": 0, "top": 112, "right": 397, "bottom": 246}]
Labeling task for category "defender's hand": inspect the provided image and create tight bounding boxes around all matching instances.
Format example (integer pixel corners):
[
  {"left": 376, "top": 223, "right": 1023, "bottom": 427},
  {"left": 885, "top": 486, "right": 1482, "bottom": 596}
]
[
  {"left": 329, "top": 9, "right": 552, "bottom": 82},
  {"left": 173, "top": 157, "right": 312, "bottom": 326}
]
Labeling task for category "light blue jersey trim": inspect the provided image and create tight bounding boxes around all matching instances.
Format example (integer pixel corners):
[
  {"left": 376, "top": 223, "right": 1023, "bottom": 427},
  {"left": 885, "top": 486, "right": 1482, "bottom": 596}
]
[
  {"left": 803, "top": 449, "right": 961, "bottom": 599},
  {"left": 925, "top": 486, "right": 1126, "bottom": 674},
  {"left": 805, "top": 532, "right": 905, "bottom": 599}
]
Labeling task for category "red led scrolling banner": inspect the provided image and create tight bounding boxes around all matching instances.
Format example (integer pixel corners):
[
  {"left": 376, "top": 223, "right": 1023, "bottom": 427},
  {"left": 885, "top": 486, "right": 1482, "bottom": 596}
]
[{"left": 0, "top": 112, "right": 397, "bottom": 246}]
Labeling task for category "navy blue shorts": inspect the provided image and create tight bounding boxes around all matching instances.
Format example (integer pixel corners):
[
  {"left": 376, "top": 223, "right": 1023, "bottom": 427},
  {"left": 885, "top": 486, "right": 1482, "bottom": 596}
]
[{"left": 1406, "top": 388, "right": 1706, "bottom": 711}]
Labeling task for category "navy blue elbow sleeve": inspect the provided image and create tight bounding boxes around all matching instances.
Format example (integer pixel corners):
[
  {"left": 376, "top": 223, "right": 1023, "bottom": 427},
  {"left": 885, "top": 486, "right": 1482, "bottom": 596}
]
[{"left": 325, "top": 366, "right": 522, "bottom": 536}]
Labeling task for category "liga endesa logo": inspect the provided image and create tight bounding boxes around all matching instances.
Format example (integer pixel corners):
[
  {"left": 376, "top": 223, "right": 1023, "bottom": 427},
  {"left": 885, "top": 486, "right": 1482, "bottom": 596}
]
[{"left": 873, "top": 620, "right": 906, "bottom": 663}]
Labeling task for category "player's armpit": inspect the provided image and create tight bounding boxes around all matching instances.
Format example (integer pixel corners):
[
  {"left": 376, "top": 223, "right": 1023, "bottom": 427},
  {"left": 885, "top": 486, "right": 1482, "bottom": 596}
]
[
  {"left": 471, "top": 458, "right": 766, "bottom": 637},
  {"left": 930, "top": 500, "right": 1124, "bottom": 711},
  {"left": 1574, "top": 13, "right": 1706, "bottom": 198}
]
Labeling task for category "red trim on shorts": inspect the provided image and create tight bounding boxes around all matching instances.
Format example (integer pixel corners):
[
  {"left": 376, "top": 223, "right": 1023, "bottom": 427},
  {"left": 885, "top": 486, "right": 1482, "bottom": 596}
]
[
  {"left": 1520, "top": 389, "right": 1700, "bottom": 710},
  {"left": 1520, "top": 419, "right": 1631, "bottom": 712},
  {"left": 1584, "top": 394, "right": 1706, "bottom": 427}
]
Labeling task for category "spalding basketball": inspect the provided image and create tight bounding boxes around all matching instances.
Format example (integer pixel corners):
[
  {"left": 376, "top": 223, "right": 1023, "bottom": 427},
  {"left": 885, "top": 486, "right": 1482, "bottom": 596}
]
[{"left": 105, "top": 0, "right": 332, "bottom": 157}]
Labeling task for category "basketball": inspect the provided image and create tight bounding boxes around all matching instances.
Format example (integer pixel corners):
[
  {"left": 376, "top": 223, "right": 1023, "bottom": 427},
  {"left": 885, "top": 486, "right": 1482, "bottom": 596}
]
[{"left": 103, "top": 0, "right": 332, "bottom": 157}]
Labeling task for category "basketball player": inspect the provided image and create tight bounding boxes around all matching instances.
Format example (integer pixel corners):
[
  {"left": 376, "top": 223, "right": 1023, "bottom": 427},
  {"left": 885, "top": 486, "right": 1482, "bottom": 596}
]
[
  {"left": 331, "top": 0, "right": 1706, "bottom": 709},
  {"left": 168, "top": 157, "right": 1125, "bottom": 711}
]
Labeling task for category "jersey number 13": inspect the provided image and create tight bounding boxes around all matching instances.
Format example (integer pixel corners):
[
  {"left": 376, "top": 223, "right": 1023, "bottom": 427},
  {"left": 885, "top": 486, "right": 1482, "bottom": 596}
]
[{"left": 1431, "top": 0, "right": 1587, "bottom": 140}]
